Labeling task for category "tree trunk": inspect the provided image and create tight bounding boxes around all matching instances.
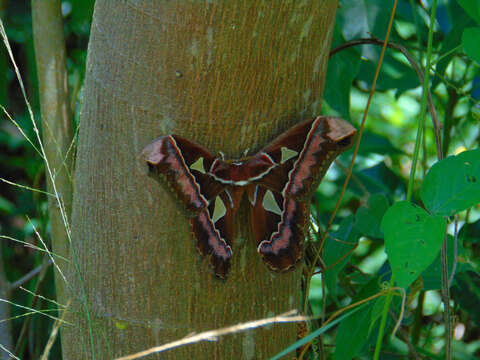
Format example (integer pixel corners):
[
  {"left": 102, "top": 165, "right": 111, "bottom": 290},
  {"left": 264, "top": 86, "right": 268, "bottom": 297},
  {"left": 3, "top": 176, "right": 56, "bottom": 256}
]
[
  {"left": 32, "top": 0, "right": 73, "bottom": 306},
  {"left": 64, "top": 1, "right": 338, "bottom": 359}
]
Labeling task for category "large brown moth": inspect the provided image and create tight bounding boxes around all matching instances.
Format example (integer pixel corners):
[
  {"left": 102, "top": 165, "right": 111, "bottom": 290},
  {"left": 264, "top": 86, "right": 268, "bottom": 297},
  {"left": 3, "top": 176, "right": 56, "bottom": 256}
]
[{"left": 143, "top": 116, "right": 356, "bottom": 278}]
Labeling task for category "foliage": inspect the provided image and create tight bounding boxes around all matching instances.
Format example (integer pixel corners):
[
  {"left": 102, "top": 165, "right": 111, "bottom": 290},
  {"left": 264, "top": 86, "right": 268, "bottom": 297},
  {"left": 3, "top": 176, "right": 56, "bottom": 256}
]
[{"left": 0, "top": 0, "right": 479, "bottom": 359}]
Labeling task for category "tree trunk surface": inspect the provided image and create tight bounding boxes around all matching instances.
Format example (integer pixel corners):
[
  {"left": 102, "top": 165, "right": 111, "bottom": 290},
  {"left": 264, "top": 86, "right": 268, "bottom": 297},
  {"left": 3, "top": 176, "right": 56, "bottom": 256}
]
[{"left": 64, "top": 1, "right": 338, "bottom": 359}]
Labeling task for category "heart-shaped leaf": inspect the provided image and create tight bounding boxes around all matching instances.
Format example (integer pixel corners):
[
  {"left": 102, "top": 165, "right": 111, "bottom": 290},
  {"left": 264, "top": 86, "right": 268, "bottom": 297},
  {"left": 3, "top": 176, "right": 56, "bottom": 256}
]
[{"left": 381, "top": 201, "right": 446, "bottom": 288}]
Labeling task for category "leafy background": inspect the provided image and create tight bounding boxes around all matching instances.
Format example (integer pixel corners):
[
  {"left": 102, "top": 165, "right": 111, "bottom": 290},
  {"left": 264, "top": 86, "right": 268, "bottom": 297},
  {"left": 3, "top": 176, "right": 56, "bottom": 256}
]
[{"left": 0, "top": 0, "right": 479, "bottom": 359}]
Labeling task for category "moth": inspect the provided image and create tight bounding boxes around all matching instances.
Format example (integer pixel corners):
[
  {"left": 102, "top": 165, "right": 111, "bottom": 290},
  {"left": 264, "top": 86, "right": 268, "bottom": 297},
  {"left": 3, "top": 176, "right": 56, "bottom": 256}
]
[{"left": 143, "top": 116, "right": 356, "bottom": 278}]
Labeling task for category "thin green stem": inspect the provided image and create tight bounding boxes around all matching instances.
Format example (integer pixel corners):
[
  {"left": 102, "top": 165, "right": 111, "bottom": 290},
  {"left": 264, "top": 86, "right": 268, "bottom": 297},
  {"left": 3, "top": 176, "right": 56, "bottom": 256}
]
[
  {"left": 406, "top": 0, "right": 438, "bottom": 202},
  {"left": 373, "top": 277, "right": 394, "bottom": 360},
  {"left": 430, "top": 44, "right": 463, "bottom": 66}
]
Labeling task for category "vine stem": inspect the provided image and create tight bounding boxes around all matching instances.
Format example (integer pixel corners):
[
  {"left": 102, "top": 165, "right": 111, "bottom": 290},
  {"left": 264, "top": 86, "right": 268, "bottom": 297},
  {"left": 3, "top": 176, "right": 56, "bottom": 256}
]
[
  {"left": 403, "top": 2, "right": 452, "bottom": 359},
  {"left": 406, "top": 0, "right": 439, "bottom": 201},
  {"left": 376, "top": 2, "right": 436, "bottom": 357},
  {"left": 373, "top": 277, "right": 395, "bottom": 360}
]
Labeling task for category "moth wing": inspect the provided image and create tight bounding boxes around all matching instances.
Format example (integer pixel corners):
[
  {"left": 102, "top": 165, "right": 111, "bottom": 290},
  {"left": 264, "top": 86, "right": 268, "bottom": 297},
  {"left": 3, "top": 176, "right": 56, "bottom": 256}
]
[
  {"left": 254, "top": 116, "right": 356, "bottom": 271},
  {"left": 257, "top": 118, "right": 316, "bottom": 193},
  {"left": 282, "top": 116, "right": 356, "bottom": 200},
  {"left": 261, "top": 118, "right": 317, "bottom": 162},
  {"left": 170, "top": 135, "right": 227, "bottom": 202},
  {"left": 143, "top": 135, "right": 232, "bottom": 278},
  {"left": 192, "top": 189, "right": 239, "bottom": 278},
  {"left": 143, "top": 135, "right": 226, "bottom": 213},
  {"left": 250, "top": 185, "right": 305, "bottom": 271},
  {"left": 259, "top": 116, "right": 356, "bottom": 196}
]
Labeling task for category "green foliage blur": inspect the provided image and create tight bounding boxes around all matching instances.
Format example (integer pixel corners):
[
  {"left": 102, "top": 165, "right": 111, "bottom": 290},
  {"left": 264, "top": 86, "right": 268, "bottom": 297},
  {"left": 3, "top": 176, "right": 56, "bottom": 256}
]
[
  {"left": 0, "top": 1, "right": 93, "bottom": 359},
  {"left": 0, "top": 0, "right": 479, "bottom": 359}
]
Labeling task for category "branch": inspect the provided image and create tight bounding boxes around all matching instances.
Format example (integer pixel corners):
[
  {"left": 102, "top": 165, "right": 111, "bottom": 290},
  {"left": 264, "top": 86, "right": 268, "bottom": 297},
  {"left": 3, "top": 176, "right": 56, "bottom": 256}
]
[{"left": 10, "top": 259, "right": 53, "bottom": 291}]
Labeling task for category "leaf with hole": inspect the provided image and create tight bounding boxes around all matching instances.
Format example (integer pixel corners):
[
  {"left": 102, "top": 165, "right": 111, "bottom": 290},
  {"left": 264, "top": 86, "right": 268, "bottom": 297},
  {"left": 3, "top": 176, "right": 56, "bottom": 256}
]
[
  {"left": 420, "top": 149, "right": 480, "bottom": 216},
  {"left": 381, "top": 201, "right": 447, "bottom": 288}
]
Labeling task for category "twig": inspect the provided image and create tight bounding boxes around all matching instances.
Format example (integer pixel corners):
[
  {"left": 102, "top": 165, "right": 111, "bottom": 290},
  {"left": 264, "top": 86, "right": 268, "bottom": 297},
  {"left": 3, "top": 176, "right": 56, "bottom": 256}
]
[
  {"left": 335, "top": 159, "right": 370, "bottom": 197},
  {"left": 115, "top": 310, "right": 307, "bottom": 360},
  {"left": 10, "top": 259, "right": 53, "bottom": 291}
]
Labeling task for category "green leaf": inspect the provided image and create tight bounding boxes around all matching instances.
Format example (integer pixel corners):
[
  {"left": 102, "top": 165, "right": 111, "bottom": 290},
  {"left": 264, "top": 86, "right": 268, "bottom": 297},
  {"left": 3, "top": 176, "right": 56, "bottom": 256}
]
[
  {"left": 269, "top": 303, "right": 368, "bottom": 360},
  {"left": 336, "top": 0, "right": 394, "bottom": 40},
  {"left": 323, "top": 216, "right": 360, "bottom": 303},
  {"left": 324, "top": 47, "right": 360, "bottom": 120},
  {"left": 354, "top": 193, "right": 389, "bottom": 239},
  {"left": 0, "top": 196, "right": 15, "bottom": 214},
  {"left": 432, "top": 16, "right": 475, "bottom": 90},
  {"left": 356, "top": 51, "right": 419, "bottom": 94},
  {"left": 457, "top": 0, "right": 480, "bottom": 26},
  {"left": 69, "top": 0, "right": 95, "bottom": 34},
  {"left": 334, "top": 304, "right": 373, "bottom": 360},
  {"left": 343, "top": 162, "right": 405, "bottom": 199},
  {"left": 381, "top": 201, "right": 447, "bottom": 288},
  {"left": 420, "top": 149, "right": 480, "bottom": 216},
  {"left": 462, "top": 27, "right": 480, "bottom": 64},
  {"left": 334, "top": 278, "right": 380, "bottom": 360},
  {"left": 358, "top": 131, "right": 404, "bottom": 156}
]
